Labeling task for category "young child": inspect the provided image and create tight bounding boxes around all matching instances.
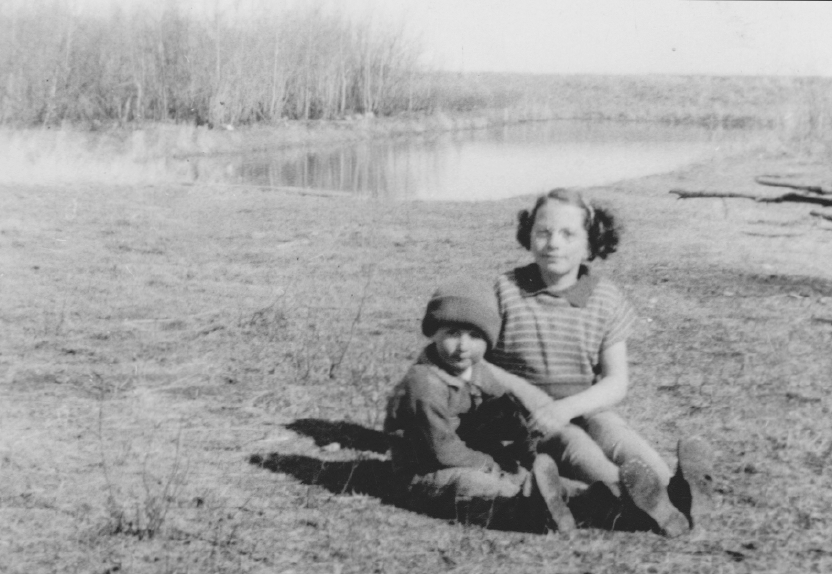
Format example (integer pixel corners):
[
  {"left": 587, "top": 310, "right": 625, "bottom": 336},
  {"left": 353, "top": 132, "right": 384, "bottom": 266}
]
[
  {"left": 384, "top": 279, "right": 580, "bottom": 533},
  {"left": 489, "top": 188, "right": 715, "bottom": 537}
]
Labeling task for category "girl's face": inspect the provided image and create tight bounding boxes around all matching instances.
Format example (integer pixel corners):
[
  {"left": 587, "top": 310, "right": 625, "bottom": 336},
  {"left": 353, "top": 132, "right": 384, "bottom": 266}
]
[
  {"left": 530, "top": 200, "right": 589, "bottom": 287},
  {"left": 432, "top": 325, "right": 488, "bottom": 375}
]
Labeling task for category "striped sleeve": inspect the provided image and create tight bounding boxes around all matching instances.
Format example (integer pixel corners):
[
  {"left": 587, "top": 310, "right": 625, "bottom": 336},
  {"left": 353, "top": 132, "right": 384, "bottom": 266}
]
[{"left": 600, "top": 283, "right": 637, "bottom": 350}]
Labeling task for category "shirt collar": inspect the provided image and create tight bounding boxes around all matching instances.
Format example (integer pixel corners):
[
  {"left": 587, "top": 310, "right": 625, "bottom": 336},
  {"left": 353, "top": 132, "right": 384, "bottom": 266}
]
[
  {"left": 515, "top": 263, "right": 600, "bottom": 308},
  {"left": 419, "top": 345, "right": 482, "bottom": 390}
]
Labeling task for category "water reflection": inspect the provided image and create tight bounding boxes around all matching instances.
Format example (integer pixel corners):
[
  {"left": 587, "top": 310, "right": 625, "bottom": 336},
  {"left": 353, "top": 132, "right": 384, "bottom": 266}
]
[{"left": 210, "top": 120, "right": 760, "bottom": 201}]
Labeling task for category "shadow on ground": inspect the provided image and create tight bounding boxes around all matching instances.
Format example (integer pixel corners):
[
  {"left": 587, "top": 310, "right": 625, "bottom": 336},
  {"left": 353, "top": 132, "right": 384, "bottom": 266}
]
[
  {"left": 249, "top": 418, "right": 658, "bottom": 535},
  {"left": 249, "top": 418, "right": 397, "bottom": 501},
  {"left": 284, "top": 418, "right": 390, "bottom": 454}
]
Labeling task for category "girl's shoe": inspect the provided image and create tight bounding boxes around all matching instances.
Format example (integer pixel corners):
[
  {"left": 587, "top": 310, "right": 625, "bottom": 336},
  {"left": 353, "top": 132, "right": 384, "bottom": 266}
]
[
  {"left": 620, "top": 458, "right": 689, "bottom": 537},
  {"left": 669, "top": 437, "right": 715, "bottom": 529}
]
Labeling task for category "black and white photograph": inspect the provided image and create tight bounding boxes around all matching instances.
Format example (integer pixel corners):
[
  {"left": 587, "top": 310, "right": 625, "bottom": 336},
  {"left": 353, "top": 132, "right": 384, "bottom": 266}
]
[{"left": 1, "top": 1, "right": 831, "bottom": 572}]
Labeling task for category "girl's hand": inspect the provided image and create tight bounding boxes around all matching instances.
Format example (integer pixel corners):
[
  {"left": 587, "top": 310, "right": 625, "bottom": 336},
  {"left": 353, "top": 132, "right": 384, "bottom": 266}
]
[{"left": 530, "top": 402, "right": 573, "bottom": 434}]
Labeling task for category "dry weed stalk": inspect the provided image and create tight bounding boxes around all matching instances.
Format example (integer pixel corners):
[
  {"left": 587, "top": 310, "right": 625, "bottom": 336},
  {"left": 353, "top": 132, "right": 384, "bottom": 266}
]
[
  {"left": 329, "top": 264, "right": 376, "bottom": 379},
  {"left": 96, "top": 387, "right": 190, "bottom": 540}
]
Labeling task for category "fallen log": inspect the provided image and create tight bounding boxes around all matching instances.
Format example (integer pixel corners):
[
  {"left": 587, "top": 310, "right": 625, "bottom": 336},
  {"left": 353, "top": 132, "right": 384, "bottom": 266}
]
[
  {"left": 754, "top": 176, "right": 832, "bottom": 195},
  {"left": 810, "top": 209, "right": 832, "bottom": 222},
  {"left": 669, "top": 189, "right": 763, "bottom": 200},
  {"left": 669, "top": 189, "right": 832, "bottom": 207}
]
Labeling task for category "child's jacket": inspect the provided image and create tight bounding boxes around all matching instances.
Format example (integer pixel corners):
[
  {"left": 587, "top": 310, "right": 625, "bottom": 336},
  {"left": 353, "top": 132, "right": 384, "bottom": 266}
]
[{"left": 384, "top": 344, "right": 527, "bottom": 479}]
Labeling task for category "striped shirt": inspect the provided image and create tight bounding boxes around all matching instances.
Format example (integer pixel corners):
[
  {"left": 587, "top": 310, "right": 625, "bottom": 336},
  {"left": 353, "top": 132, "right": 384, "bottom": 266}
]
[{"left": 489, "top": 264, "right": 636, "bottom": 399}]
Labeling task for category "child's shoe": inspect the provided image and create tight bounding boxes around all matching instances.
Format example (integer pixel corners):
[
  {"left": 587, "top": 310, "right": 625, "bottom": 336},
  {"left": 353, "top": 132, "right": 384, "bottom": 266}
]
[
  {"left": 569, "top": 480, "right": 622, "bottom": 530},
  {"left": 532, "top": 454, "right": 577, "bottom": 533},
  {"left": 668, "top": 437, "right": 715, "bottom": 529},
  {"left": 620, "top": 458, "right": 689, "bottom": 537}
]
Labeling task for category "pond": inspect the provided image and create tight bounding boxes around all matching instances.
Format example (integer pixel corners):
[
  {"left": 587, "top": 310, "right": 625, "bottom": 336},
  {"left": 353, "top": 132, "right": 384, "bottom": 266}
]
[{"left": 200, "top": 120, "right": 762, "bottom": 201}]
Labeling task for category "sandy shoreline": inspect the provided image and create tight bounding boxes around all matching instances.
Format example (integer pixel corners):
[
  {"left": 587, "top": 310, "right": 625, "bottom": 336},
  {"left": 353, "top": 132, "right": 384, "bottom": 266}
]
[{"left": 587, "top": 150, "right": 832, "bottom": 281}]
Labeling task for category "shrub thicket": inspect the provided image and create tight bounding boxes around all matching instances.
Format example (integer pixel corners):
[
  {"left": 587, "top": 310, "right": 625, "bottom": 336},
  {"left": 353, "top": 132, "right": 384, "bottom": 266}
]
[
  {"left": 3, "top": 0, "right": 832, "bottom": 157},
  {"left": 0, "top": 1, "right": 434, "bottom": 127}
]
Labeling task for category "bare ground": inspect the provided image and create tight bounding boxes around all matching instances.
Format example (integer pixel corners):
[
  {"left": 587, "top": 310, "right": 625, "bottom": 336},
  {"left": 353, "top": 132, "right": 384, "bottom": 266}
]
[{"left": 1, "top": 149, "right": 831, "bottom": 573}]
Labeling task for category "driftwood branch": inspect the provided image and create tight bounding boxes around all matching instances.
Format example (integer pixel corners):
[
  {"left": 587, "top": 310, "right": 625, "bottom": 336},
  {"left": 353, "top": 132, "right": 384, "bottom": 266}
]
[
  {"left": 810, "top": 209, "right": 832, "bottom": 222},
  {"left": 669, "top": 189, "right": 832, "bottom": 207},
  {"left": 754, "top": 176, "right": 832, "bottom": 195},
  {"left": 669, "top": 189, "right": 761, "bottom": 200}
]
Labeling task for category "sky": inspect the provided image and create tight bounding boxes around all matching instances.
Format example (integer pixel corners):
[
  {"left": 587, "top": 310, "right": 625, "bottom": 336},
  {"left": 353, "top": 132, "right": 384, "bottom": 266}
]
[
  {"left": 62, "top": 0, "right": 832, "bottom": 77},
  {"left": 350, "top": 0, "right": 832, "bottom": 77}
]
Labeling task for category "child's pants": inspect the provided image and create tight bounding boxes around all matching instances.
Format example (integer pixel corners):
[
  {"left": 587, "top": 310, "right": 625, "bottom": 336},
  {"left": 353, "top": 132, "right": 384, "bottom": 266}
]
[
  {"left": 403, "top": 466, "right": 547, "bottom": 531},
  {"left": 402, "top": 465, "right": 587, "bottom": 532},
  {"left": 537, "top": 410, "right": 673, "bottom": 491}
]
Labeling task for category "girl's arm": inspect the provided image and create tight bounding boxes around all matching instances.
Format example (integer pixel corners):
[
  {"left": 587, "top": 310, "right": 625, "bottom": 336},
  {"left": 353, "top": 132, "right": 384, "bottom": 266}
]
[
  {"left": 530, "top": 340, "right": 630, "bottom": 429},
  {"left": 485, "top": 362, "right": 558, "bottom": 413}
]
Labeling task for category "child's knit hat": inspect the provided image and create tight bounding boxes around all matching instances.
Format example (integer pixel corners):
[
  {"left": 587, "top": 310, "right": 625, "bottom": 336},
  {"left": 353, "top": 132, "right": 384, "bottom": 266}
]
[{"left": 421, "top": 279, "right": 501, "bottom": 350}]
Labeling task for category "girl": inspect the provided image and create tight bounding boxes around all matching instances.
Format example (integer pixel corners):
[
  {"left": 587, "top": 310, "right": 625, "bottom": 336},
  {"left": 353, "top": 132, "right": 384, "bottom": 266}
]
[{"left": 489, "top": 188, "right": 714, "bottom": 537}]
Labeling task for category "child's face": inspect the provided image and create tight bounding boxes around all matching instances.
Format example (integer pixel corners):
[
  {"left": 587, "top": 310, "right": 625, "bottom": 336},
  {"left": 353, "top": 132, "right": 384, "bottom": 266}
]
[
  {"left": 432, "top": 324, "right": 488, "bottom": 375},
  {"left": 530, "top": 200, "right": 589, "bottom": 284}
]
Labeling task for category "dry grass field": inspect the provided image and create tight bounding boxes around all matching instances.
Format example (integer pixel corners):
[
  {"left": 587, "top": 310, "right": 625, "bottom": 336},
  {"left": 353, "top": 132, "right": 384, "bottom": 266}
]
[{"left": 2, "top": 146, "right": 832, "bottom": 573}]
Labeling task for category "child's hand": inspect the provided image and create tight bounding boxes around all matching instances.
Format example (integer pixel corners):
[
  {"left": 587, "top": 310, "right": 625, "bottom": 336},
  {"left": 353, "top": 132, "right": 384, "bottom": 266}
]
[
  {"left": 530, "top": 402, "right": 572, "bottom": 434},
  {"left": 509, "top": 466, "right": 530, "bottom": 485},
  {"left": 500, "top": 467, "right": 532, "bottom": 493},
  {"left": 479, "top": 460, "right": 502, "bottom": 475}
]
